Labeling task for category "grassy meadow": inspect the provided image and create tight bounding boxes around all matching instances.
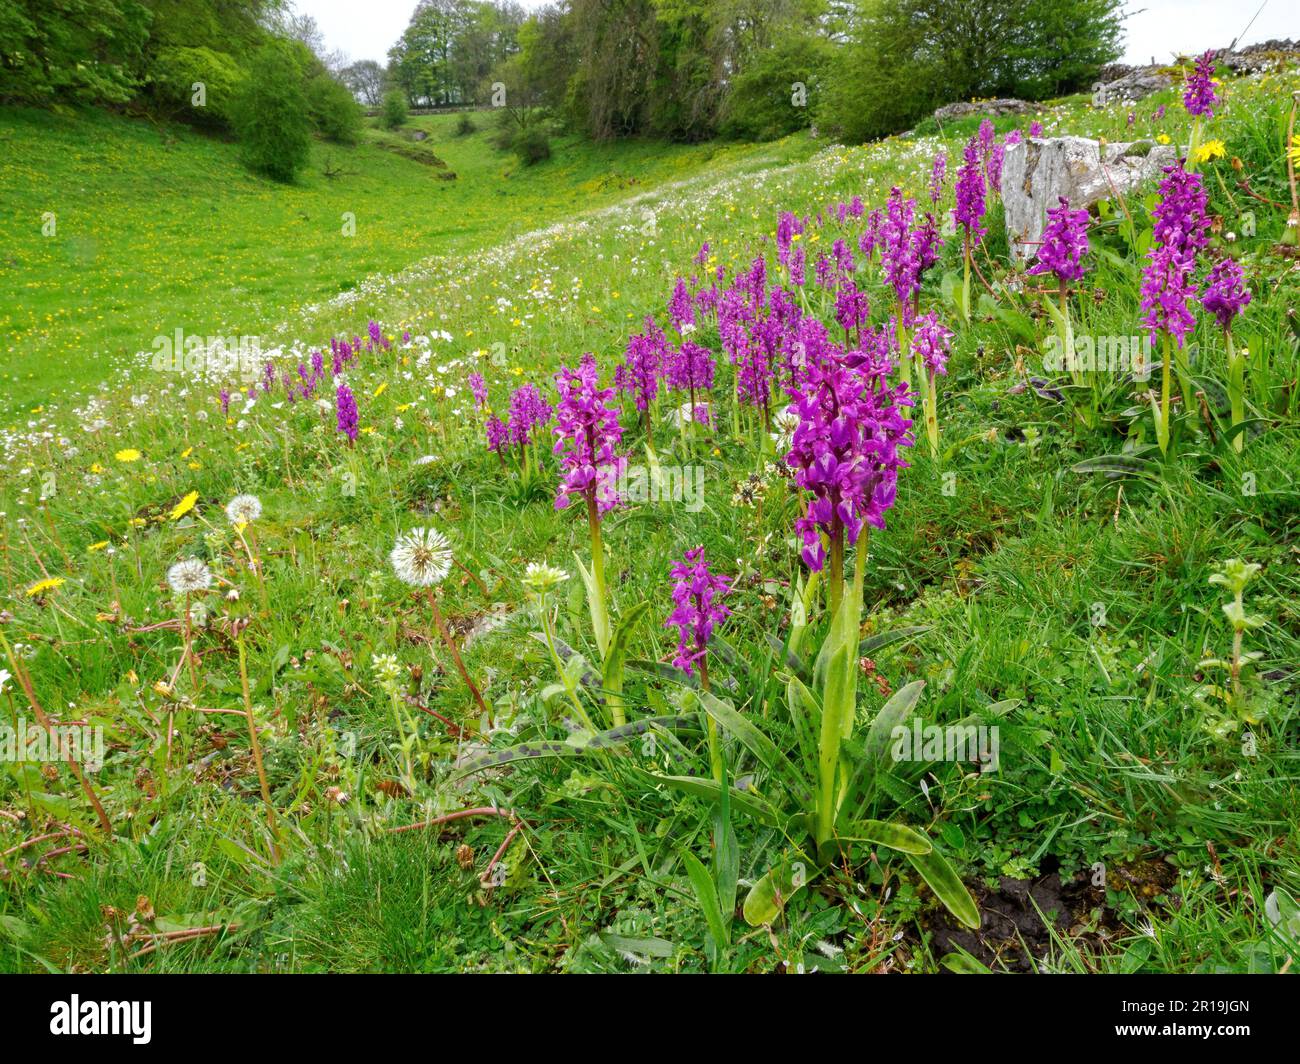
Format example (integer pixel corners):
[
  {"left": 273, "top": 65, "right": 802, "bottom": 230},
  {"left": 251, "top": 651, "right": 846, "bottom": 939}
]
[
  {"left": 0, "top": 108, "right": 812, "bottom": 420},
  {"left": 1, "top": 67, "right": 1298, "bottom": 975}
]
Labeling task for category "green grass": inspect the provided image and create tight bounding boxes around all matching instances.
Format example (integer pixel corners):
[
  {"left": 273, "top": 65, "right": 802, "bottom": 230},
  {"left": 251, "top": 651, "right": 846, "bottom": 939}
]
[
  {"left": 0, "top": 107, "right": 814, "bottom": 421},
  {"left": 1, "top": 68, "right": 1298, "bottom": 974}
]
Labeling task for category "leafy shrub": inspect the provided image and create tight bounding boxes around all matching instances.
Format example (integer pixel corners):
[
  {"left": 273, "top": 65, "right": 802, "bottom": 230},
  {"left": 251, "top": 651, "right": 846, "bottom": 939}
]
[
  {"left": 306, "top": 74, "right": 362, "bottom": 145},
  {"left": 150, "top": 46, "right": 246, "bottom": 128},
  {"left": 722, "top": 37, "right": 828, "bottom": 142},
  {"left": 0, "top": 0, "right": 150, "bottom": 106},
  {"left": 455, "top": 113, "right": 477, "bottom": 137},
  {"left": 512, "top": 127, "right": 551, "bottom": 165},
  {"left": 231, "top": 44, "right": 313, "bottom": 183},
  {"left": 381, "top": 89, "right": 408, "bottom": 130}
]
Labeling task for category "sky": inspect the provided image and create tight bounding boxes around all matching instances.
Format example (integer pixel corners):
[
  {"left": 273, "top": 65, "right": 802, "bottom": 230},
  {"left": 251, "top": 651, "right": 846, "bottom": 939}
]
[{"left": 294, "top": 0, "right": 1295, "bottom": 68}]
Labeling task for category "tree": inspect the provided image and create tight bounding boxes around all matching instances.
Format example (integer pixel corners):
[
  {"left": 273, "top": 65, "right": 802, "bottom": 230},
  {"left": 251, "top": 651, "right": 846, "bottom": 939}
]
[
  {"left": 817, "top": 0, "right": 1123, "bottom": 143},
  {"left": 307, "top": 73, "right": 363, "bottom": 143},
  {"left": 232, "top": 42, "right": 314, "bottom": 182},
  {"left": 723, "top": 34, "right": 829, "bottom": 141},
  {"left": 341, "top": 59, "right": 386, "bottom": 106},
  {"left": 381, "top": 88, "right": 408, "bottom": 128},
  {"left": 0, "top": 0, "right": 152, "bottom": 105}
]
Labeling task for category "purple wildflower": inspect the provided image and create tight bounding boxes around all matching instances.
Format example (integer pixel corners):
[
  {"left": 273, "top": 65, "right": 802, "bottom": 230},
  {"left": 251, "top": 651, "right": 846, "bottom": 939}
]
[
  {"left": 485, "top": 414, "right": 508, "bottom": 456},
  {"left": 469, "top": 371, "right": 488, "bottom": 410},
  {"left": 880, "top": 187, "right": 921, "bottom": 307},
  {"left": 507, "top": 383, "right": 553, "bottom": 449},
  {"left": 911, "top": 313, "right": 954, "bottom": 376},
  {"left": 785, "top": 349, "right": 914, "bottom": 571},
  {"left": 1183, "top": 50, "right": 1219, "bottom": 117},
  {"left": 1027, "top": 197, "right": 1091, "bottom": 283},
  {"left": 552, "top": 355, "right": 624, "bottom": 515},
  {"left": 929, "top": 152, "right": 947, "bottom": 204},
  {"left": 335, "top": 384, "right": 358, "bottom": 443},
  {"left": 669, "top": 277, "right": 696, "bottom": 332},
  {"left": 664, "top": 547, "right": 732, "bottom": 677},
  {"left": 1200, "top": 258, "right": 1251, "bottom": 332},
  {"left": 954, "top": 137, "right": 987, "bottom": 241}
]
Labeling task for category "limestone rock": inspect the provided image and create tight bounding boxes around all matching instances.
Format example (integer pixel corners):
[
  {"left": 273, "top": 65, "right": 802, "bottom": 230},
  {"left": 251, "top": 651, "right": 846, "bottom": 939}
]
[
  {"left": 1002, "top": 136, "right": 1177, "bottom": 265},
  {"left": 933, "top": 98, "right": 1030, "bottom": 123},
  {"left": 1096, "top": 69, "right": 1174, "bottom": 102}
]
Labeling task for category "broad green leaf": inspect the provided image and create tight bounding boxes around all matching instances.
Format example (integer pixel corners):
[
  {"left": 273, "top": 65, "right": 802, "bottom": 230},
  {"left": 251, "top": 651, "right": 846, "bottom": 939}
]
[
  {"left": 836, "top": 818, "right": 932, "bottom": 854},
  {"left": 816, "top": 639, "right": 853, "bottom": 845},
  {"left": 698, "top": 689, "right": 801, "bottom": 793},
  {"left": 1071, "top": 453, "right": 1159, "bottom": 478},
  {"left": 454, "top": 716, "right": 702, "bottom": 778},
  {"left": 940, "top": 951, "right": 992, "bottom": 974},
  {"left": 862, "top": 680, "right": 926, "bottom": 768},
  {"left": 906, "top": 847, "right": 980, "bottom": 930},
  {"left": 683, "top": 852, "right": 730, "bottom": 950},
  {"left": 649, "top": 774, "right": 781, "bottom": 826},
  {"left": 742, "top": 858, "right": 812, "bottom": 927},
  {"left": 858, "top": 625, "right": 931, "bottom": 657},
  {"left": 603, "top": 600, "right": 649, "bottom": 726},
  {"left": 573, "top": 552, "right": 610, "bottom": 659},
  {"left": 598, "top": 933, "right": 674, "bottom": 959}
]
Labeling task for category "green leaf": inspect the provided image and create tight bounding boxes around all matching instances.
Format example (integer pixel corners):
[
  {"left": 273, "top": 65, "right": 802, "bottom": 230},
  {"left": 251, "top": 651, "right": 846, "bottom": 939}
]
[
  {"left": 698, "top": 688, "right": 801, "bottom": 794},
  {"left": 742, "top": 858, "right": 812, "bottom": 927},
  {"left": 940, "top": 950, "right": 992, "bottom": 974},
  {"left": 629, "top": 658, "right": 698, "bottom": 688},
  {"left": 649, "top": 774, "right": 781, "bottom": 826},
  {"left": 454, "top": 716, "right": 702, "bottom": 778},
  {"left": 1071, "top": 453, "right": 1159, "bottom": 478},
  {"left": 573, "top": 552, "right": 610, "bottom": 659},
  {"left": 683, "top": 852, "right": 730, "bottom": 951},
  {"left": 836, "top": 818, "right": 932, "bottom": 855},
  {"left": 598, "top": 933, "right": 675, "bottom": 959},
  {"left": 858, "top": 625, "right": 931, "bottom": 657},
  {"left": 906, "top": 847, "right": 980, "bottom": 929},
  {"left": 603, "top": 600, "right": 649, "bottom": 726},
  {"left": 862, "top": 680, "right": 926, "bottom": 769}
]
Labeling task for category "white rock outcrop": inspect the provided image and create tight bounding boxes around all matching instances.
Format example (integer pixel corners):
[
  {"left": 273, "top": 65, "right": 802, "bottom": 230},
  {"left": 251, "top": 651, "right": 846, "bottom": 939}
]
[{"left": 1002, "top": 136, "right": 1177, "bottom": 265}]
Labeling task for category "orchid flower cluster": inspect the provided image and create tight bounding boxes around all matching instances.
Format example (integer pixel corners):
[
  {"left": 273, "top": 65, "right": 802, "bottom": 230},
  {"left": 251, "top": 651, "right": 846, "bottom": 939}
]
[
  {"left": 553, "top": 353, "right": 624, "bottom": 658},
  {"left": 664, "top": 547, "right": 732, "bottom": 681},
  {"left": 785, "top": 341, "right": 914, "bottom": 607}
]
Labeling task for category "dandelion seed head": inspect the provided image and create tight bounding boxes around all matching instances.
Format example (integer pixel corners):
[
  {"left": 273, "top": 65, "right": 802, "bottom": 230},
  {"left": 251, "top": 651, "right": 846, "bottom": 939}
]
[
  {"left": 167, "top": 557, "right": 212, "bottom": 595},
  {"left": 389, "top": 527, "right": 453, "bottom": 587},
  {"left": 225, "top": 494, "right": 263, "bottom": 525}
]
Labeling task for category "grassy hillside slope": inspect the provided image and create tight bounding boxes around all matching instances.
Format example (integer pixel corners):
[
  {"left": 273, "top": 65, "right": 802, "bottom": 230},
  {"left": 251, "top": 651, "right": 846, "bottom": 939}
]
[
  {"left": 0, "top": 68, "right": 1297, "bottom": 974},
  {"left": 0, "top": 108, "right": 815, "bottom": 420}
]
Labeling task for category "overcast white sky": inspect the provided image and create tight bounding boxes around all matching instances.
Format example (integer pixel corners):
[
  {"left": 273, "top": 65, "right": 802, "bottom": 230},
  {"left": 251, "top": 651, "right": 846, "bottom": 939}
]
[{"left": 294, "top": 0, "right": 1295, "bottom": 68}]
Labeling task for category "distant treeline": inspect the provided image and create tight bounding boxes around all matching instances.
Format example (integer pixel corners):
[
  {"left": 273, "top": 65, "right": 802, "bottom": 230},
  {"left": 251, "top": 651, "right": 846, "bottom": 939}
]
[
  {"left": 371, "top": 0, "right": 1125, "bottom": 143},
  {"left": 2, "top": 0, "right": 1125, "bottom": 146}
]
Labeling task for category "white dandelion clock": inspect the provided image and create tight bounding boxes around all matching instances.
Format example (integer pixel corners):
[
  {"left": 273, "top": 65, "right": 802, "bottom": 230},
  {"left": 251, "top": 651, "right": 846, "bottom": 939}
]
[
  {"left": 167, "top": 558, "right": 212, "bottom": 595},
  {"left": 225, "top": 493, "right": 263, "bottom": 525},
  {"left": 390, "top": 527, "right": 453, "bottom": 587}
]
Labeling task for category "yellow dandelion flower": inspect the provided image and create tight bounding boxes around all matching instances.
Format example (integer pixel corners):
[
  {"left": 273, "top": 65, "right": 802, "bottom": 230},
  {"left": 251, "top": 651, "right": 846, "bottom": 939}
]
[
  {"left": 180, "top": 446, "right": 193, "bottom": 458},
  {"left": 373, "top": 382, "right": 388, "bottom": 397},
  {"left": 1288, "top": 136, "right": 1300, "bottom": 169},
  {"left": 25, "top": 577, "right": 65, "bottom": 597},
  {"left": 115, "top": 448, "right": 141, "bottom": 462},
  {"left": 169, "top": 491, "right": 199, "bottom": 521},
  {"left": 1195, "top": 139, "right": 1226, "bottom": 163},
  {"left": 88, "top": 540, "right": 109, "bottom": 552},
  {"left": 1156, "top": 133, "right": 1171, "bottom": 145}
]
